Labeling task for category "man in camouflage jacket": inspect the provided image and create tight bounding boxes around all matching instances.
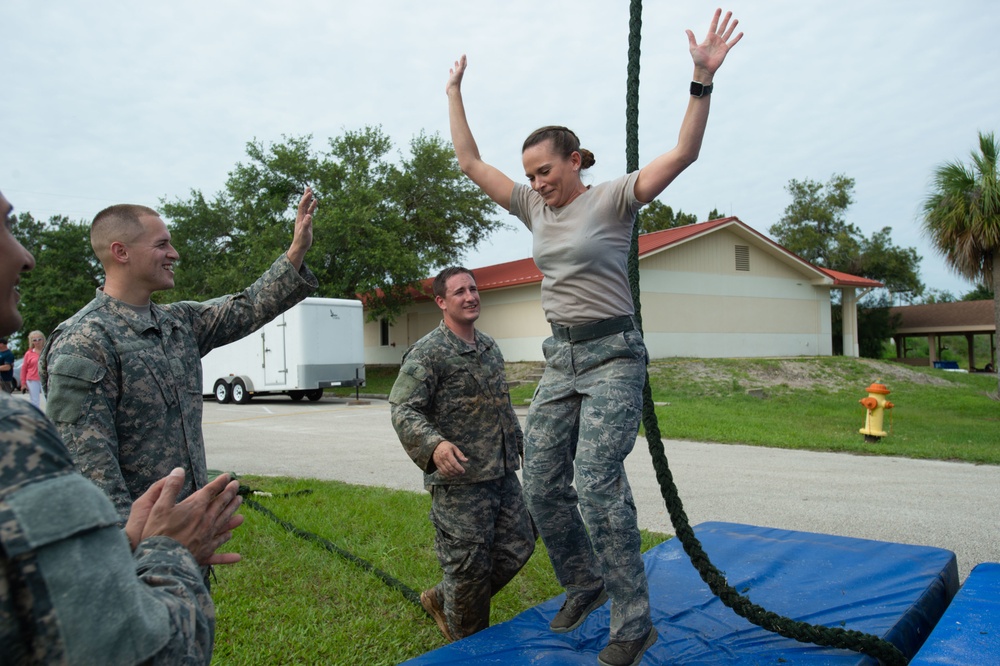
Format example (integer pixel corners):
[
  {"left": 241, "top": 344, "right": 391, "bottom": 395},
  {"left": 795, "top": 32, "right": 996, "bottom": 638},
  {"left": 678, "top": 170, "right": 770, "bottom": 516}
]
[
  {"left": 1, "top": 188, "right": 244, "bottom": 664},
  {"left": 390, "top": 267, "right": 535, "bottom": 642},
  {"left": 40, "top": 190, "right": 318, "bottom": 520}
]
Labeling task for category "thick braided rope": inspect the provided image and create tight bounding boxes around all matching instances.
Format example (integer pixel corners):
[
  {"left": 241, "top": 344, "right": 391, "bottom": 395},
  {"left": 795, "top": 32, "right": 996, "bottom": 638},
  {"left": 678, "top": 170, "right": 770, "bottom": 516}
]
[
  {"left": 239, "top": 488, "right": 422, "bottom": 606},
  {"left": 624, "top": 2, "right": 907, "bottom": 663}
]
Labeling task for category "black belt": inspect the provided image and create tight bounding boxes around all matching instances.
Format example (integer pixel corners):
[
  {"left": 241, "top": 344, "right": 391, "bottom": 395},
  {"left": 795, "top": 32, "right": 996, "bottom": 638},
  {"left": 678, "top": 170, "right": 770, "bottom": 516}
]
[{"left": 550, "top": 315, "right": 635, "bottom": 343}]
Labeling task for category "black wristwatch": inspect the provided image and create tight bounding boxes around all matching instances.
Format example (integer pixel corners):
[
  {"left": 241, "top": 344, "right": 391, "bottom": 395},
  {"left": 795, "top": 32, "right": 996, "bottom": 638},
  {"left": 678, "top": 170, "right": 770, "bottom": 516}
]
[{"left": 690, "top": 81, "right": 714, "bottom": 98}]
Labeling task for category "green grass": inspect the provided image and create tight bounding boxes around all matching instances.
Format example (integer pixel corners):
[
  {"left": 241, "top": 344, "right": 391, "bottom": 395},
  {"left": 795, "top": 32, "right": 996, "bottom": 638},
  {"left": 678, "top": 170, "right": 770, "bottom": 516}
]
[
  {"left": 212, "top": 476, "right": 668, "bottom": 665},
  {"left": 328, "top": 365, "right": 399, "bottom": 397},
  {"left": 511, "top": 357, "right": 999, "bottom": 464},
  {"left": 342, "top": 357, "right": 999, "bottom": 462},
  {"left": 641, "top": 357, "right": 1000, "bottom": 464}
]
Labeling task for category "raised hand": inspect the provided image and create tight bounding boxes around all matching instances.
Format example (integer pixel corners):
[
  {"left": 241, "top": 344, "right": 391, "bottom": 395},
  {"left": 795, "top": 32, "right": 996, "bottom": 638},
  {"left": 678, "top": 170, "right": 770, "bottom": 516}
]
[
  {"left": 132, "top": 468, "right": 245, "bottom": 566},
  {"left": 446, "top": 55, "right": 468, "bottom": 96},
  {"left": 687, "top": 8, "right": 743, "bottom": 77},
  {"left": 287, "top": 187, "right": 317, "bottom": 269}
]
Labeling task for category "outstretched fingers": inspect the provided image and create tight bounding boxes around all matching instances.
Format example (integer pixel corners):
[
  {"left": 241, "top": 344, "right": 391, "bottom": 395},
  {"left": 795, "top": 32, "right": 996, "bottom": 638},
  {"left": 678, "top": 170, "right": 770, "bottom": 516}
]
[
  {"left": 206, "top": 478, "right": 244, "bottom": 565},
  {"left": 709, "top": 9, "right": 743, "bottom": 48},
  {"left": 296, "top": 187, "right": 317, "bottom": 224},
  {"left": 446, "top": 54, "right": 467, "bottom": 94}
]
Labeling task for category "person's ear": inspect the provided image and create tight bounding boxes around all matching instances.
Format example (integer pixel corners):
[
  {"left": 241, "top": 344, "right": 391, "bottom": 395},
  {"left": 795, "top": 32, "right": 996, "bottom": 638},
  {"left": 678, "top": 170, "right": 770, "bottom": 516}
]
[{"left": 109, "top": 241, "right": 129, "bottom": 265}]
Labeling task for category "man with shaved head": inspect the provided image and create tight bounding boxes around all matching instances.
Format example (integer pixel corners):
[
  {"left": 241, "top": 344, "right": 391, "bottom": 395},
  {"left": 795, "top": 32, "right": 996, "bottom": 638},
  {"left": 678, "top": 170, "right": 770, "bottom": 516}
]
[{"left": 41, "top": 190, "right": 319, "bottom": 521}]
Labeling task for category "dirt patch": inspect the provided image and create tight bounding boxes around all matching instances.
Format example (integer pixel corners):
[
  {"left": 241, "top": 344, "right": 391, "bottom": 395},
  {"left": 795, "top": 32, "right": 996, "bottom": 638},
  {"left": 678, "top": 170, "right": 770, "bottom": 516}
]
[
  {"left": 648, "top": 358, "right": 955, "bottom": 392},
  {"left": 505, "top": 362, "right": 545, "bottom": 384},
  {"left": 508, "top": 358, "right": 959, "bottom": 392}
]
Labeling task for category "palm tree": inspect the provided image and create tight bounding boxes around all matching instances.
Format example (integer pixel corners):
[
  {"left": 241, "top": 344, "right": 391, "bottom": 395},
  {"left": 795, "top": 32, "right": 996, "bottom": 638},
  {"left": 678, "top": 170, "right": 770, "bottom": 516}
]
[{"left": 921, "top": 131, "right": 1000, "bottom": 392}]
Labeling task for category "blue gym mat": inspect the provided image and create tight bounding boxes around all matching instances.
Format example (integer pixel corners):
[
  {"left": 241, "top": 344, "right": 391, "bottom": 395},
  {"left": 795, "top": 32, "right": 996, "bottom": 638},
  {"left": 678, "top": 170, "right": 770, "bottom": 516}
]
[
  {"left": 402, "top": 521, "right": 959, "bottom": 665},
  {"left": 910, "top": 562, "right": 1000, "bottom": 664}
]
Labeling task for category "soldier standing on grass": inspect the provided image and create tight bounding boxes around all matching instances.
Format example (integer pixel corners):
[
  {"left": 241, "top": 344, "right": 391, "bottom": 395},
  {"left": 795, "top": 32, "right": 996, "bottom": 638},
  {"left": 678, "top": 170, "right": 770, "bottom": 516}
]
[
  {"left": 390, "top": 266, "right": 535, "bottom": 642},
  {"left": 40, "top": 190, "right": 319, "bottom": 521},
  {"left": 0, "top": 187, "right": 245, "bottom": 664}
]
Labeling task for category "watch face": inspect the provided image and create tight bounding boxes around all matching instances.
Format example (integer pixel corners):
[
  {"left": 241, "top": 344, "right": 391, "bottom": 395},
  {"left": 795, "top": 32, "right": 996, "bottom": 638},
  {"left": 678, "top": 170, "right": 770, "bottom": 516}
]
[{"left": 690, "top": 81, "right": 705, "bottom": 97}]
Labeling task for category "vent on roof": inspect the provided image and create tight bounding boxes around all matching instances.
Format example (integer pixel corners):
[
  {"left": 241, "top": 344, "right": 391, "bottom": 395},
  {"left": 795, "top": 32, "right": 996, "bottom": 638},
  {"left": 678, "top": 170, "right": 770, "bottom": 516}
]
[{"left": 735, "top": 245, "right": 750, "bottom": 271}]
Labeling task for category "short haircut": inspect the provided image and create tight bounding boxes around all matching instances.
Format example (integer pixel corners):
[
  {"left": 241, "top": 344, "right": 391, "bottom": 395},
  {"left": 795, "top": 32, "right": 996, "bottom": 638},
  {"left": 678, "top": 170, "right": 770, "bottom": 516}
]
[
  {"left": 432, "top": 266, "right": 475, "bottom": 300},
  {"left": 90, "top": 203, "right": 160, "bottom": 261}
]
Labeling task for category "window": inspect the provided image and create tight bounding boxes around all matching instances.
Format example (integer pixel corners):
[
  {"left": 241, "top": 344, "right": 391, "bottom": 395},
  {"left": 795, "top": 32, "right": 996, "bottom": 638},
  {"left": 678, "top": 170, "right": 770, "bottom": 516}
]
[
  {"left": 380, "top": 318, "right": 390, "bottom": 347},
  {"left": 735, "top": 245, "right": 750, "bottom": 271}
]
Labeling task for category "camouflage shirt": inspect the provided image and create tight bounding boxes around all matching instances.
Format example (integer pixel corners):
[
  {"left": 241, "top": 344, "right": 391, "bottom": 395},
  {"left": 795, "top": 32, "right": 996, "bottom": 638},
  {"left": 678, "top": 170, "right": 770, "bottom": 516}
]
[
  {"left": 40, "top": 254, "right": 317, "bottom": 520},
  {"left": 0, "top": 393, "right": 214, "bottom": 665},
  {"left": 390, "top": 321, "right": 522, "bottom": 487}
]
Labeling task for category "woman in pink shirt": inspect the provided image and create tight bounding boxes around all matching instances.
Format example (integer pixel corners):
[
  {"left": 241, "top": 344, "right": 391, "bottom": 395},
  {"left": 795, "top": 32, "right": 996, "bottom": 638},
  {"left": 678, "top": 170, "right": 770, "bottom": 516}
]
[{"left": 20, "top": 329, "right": 44, "bottom": 407}]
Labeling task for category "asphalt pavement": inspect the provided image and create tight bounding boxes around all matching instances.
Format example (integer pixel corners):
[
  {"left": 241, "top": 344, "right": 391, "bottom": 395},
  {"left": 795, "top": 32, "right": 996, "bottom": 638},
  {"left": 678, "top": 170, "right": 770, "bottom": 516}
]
[{"left": 202, "top": 395, "right": 1000, "bottom": 581}]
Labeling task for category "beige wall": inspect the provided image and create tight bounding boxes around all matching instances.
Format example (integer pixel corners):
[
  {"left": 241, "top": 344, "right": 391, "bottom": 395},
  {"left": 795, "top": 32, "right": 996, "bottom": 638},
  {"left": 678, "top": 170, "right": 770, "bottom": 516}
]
[
  {"left": 639, "top": 230, "right": 832, "bottom": 357},
  {"left": 364, "top": 229, "right": 835, "bottom": 365},
  {"left": 364, "top": 284, "right": 551, "bottom": 364}
]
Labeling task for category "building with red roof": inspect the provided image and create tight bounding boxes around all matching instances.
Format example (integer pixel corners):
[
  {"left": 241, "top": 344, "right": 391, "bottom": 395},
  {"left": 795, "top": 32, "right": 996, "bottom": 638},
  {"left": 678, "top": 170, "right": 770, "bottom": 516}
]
[{"left": 364, "top": 217, "right": 883, "bottom": 364}]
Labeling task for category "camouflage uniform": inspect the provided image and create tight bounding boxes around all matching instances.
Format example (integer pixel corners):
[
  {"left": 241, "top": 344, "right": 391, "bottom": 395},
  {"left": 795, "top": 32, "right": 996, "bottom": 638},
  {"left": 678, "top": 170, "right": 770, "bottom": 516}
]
[
  {"left": 0, "top": 393, "right": 214, "bottom": 665},
  {"left": 522, "top": 328, "right": 652, "bottom": 643},
  {"left": 39, "top": 254, "right": 317, "bottom": 520},
  {"left": 390, "top": 321, "right": 535, "bottom": 639}
]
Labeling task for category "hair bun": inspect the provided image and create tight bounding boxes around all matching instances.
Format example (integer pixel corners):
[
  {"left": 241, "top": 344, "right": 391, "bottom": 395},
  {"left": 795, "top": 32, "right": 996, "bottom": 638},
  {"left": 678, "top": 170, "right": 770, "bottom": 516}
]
[{"left": 579, "top": 149, "right": 596, "bottom": 170}]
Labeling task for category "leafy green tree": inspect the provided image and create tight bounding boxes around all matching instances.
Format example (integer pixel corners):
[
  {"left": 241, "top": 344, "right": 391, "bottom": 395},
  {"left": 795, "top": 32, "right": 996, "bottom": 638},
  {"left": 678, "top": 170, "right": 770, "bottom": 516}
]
[
  {"left": 921, "top": 130, "right": 1000, "bottom": 388},
  {"left": 922, "top": 289, "right": 958, "bottom": 304},
  {"left": 857, "top": 294, "right": 900, "bottom": 359},
  {"left": 162, "top": 128, "right": 503, "bottom": 321},
  {"left": 855, "top": 227, "right": 923, "bottom": 300},
  {"left": 769, "top": 174, "right": 924, "bottom": 300},
  {"left": 636, "top": 200, "right": 697, "bottom": 233},
  {"left": 769, "top": 174, "right": 859, "bottom": 269},
  {"left": 962, "top": 284, "right": 994, "bottom": 301},
  {"left": 10, "top": 213, "right": 102, "bottom": 349}
]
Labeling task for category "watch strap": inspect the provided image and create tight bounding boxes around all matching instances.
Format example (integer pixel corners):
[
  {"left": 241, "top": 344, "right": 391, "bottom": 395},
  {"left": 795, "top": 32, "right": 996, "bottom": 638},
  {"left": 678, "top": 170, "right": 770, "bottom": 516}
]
[{"left": 690, "top": 81, "right": 714, "bottom": 98}]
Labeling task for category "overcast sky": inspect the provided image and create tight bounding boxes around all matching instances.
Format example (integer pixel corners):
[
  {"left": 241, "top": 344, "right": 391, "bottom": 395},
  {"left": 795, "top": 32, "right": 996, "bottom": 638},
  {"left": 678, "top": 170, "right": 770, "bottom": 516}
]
[{"left": 3, "top": 1, "right": 997, "bottom": 299}]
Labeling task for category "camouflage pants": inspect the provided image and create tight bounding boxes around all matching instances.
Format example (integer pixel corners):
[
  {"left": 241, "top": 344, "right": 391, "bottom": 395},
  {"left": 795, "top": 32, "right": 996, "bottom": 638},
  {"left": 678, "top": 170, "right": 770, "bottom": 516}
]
[
  {"left": 429, "top": 472, "right": 535, "bottom": 639},
  {"left": 522, "top": 329, "right": 651, "bottom": 642}
]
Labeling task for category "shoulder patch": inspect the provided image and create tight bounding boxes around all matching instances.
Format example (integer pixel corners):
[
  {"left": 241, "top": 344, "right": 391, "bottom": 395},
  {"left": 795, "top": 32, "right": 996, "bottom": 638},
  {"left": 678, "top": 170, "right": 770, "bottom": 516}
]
[{"left": 45, "top": 354, "right": 106, "bottom": 424}]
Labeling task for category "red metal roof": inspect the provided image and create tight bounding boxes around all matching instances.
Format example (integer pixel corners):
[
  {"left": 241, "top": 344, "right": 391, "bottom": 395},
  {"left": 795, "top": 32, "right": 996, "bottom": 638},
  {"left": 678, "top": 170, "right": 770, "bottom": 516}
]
[
  {"left": 816, "top": 268, "right": 883, "bottom": 288},
  {"left": 470, "top": 256, "right": 543, "bottom": 291},
  {"left": 472, "top": 217, "right": 880, "bottom": 290},
  {"left": 411, "top": 217, "right": 881, "bottom": 297}
]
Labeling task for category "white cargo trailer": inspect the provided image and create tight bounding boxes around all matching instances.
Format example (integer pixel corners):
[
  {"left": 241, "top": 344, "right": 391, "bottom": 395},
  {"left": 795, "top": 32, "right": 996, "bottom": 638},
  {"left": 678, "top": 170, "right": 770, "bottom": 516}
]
[{"left": 201, "top": 297, "right": 365, "bottom": 404}]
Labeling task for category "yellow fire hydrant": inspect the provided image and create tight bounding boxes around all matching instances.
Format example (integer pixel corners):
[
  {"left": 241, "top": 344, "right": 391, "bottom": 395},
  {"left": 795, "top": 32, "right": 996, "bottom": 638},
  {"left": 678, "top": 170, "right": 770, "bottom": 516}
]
[{"left": 859, "top": 382, "right": 893, "bottom": 443}]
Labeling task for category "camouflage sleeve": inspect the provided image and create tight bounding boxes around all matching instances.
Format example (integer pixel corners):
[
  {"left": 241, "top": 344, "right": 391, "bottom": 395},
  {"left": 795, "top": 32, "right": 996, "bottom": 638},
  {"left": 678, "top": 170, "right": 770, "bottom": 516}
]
[
  {"left": 2, "top": 449, "right": 212, "bottom": 664},
  {"left": 10, "top": 474, "right": 215, "bottom": 664},
  {"left": 132, "top": 536, "right": 215, "bottom": 665},
  {"left": 184, "top": 253, "right": 318, "bottom": 357},
  {"left": 41, "top": 331, "right": 133, "bottom": 519},
  {"left": 389, "top": 356, "right": 445, "bottom": 474}
]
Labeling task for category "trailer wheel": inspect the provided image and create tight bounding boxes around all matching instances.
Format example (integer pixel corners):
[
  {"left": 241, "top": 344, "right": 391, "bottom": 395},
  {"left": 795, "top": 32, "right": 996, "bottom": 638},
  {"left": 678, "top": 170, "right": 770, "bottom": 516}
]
[
  {"left": 306, "top": 388, "right": 324, "bottom": 402},
  {"left": 214, "top": 379, "right": 231, "bottom": 404},
  {"left": 289, "top": 390, "right": 305, "bottom": 402},
  {"left": 232, "top": 378, "right": 251, "bottom": 404}
]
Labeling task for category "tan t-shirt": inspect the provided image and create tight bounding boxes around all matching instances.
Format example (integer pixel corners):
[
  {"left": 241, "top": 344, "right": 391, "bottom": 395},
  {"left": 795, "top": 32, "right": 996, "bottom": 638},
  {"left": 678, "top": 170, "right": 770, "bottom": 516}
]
[{"left": 510, "top": 171, "right": 643, "bottom": 326}]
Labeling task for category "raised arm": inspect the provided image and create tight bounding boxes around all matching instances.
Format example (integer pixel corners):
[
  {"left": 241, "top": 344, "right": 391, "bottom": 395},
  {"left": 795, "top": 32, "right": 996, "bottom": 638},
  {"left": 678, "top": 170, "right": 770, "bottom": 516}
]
[
  {"left": 447, "top": 55, "right": 516, "bottom": 210},
  {"left": 634, "top": 8, "right": 743, "bottom": 203}
]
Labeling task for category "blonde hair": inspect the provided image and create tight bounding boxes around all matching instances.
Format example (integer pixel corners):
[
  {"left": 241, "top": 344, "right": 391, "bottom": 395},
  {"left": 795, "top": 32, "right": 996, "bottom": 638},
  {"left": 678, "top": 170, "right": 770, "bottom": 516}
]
[{"left": 28, "top": 330, "right": 44, "bottom": 346}]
